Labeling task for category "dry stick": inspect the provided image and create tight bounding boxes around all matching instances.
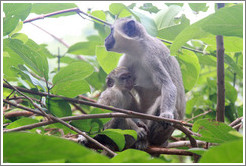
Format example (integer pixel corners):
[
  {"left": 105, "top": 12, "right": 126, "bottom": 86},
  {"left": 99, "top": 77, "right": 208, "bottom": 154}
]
[
  {"left": 3, "top": 85, "right": 116, "bottom": 157},
  {"left": 229, "top": 117, "right": 243, "bottom": 127},
  {"left": 185, "top": 110, "right": 213, "bottom": 122},
  {"left": 146, "top": 147, "right": 195, "bottom": 156},
  {"left": 233, "top": 123, "right": 243, "bottom": 131},
  {"left": 23, "top": 7, "right": 207, "bottom": 55},
  {"left": 216, "top": 3, "right": 225, "bottom": 123},
  {"left": 3, "top": 83, "right": 193, "bottom": 127}
]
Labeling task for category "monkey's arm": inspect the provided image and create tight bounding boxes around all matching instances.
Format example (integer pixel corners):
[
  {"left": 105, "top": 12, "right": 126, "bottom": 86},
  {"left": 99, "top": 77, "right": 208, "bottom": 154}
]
[{"left": 145, "top": 58, "right": 177, "bottom": 120}]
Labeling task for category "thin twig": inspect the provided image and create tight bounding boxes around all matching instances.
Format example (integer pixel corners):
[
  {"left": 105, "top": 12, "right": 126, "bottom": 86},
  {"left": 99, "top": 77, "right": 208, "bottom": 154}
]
[
  {"left": 3, "top": 83, "right": 193, "bottom": 127},
  {"left": 185, "top": 110, "right": 213, "bottom": 122},
  {"left": 30, "top": 23, "right": 70, "bottom": 48},
  {"left": 229, "top": 117, "right": 243, "bottom": 127}
]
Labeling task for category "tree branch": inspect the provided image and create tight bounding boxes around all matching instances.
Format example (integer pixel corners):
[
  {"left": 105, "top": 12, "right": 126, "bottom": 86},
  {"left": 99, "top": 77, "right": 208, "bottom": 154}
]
[
  {"left": 3, "top": 83, "right": 193, "bottom": 127},
  {"left": 4, "top": 111, "right": 34, "bottom": 119},
  {"left": 146, "top": 146, "right": 196, "bottom": 156},
  {"left": 216, "top": 3, "right": 225, "bottom": 122},
  {"left": 185, "top": 110, "right": 212, "bottom": 122},
  {"left": 167, "top": 140, "right": 206, "bottom": 148}
]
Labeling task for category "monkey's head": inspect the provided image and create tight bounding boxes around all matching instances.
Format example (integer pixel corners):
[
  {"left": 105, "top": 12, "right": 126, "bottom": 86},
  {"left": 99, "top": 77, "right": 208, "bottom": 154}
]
[
  {"left": 105, "top": 18, "right": 147, "bottom": 54},
  {"left": 106, "top": 66, "right": 135, "bottom": 90}
]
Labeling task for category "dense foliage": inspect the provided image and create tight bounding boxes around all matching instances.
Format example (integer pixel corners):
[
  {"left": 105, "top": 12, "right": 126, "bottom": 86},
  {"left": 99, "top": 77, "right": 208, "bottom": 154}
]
[{"left": 2, "top": 2, "right": 243, "bottom": 163}]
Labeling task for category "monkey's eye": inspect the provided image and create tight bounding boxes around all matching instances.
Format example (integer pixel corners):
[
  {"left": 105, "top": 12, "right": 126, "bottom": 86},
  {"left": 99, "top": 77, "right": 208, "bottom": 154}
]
[
  {"left": 120, "top": 74, "right": 131, "bottom": 81},
  {"left": 107, "top": 78, "right": 114, "bottom": 87},
  {"left": 123, "top": 20, "right": 136, "bottom": 37}
]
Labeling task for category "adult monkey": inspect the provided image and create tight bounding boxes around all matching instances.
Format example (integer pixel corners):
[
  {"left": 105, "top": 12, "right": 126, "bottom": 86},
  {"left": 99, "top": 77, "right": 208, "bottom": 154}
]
[{"left": 105, "top": 18, "right": 186, "bottom": 147}]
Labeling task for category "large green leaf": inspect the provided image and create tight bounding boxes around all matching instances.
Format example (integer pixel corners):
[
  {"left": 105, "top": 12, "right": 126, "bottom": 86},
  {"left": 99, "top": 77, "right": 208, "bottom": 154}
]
[
  {"left": 109, "top": 3, "right": 133, "bottom": 18},
  {"left": 139, "top": 3, "right": 160, "bottom": 13},
  {"left": 155, "top": 5, "right": 182, "bottom": 29},
  {"left": 130, "top": 10, "right": 157, "bottom": 37},
  {"left": 6, "top": 39, "right": 49, "bottom": 80},
  {"left": 3, "top": 3, "right": 32, "bottom": 36},
  {"left": 67, "top": 42, "right": 99, "bottom": 56},
  {"left": 192, "top": 119, "right": 242, "bottom": 143},
  {"left": 157, "top": 14, "right": 190, "bottom": 41},
  {"left": 178, "top": 50, "right": 200, "bottom": 92},
  {"left": 199, "top": 139, "right": 243, "bottom": 163},
  {"left": 3, "top": 132, "right": 110, "bottom": 163},
  {"left": 202, "top": 4, "right": 243, "bottom": 38},
  {"left": 170, "top": 4, "right": 243, "bottom": 55},
  {"left": 52, "top": 61, "right": 93, "bottom": 97},
  {"left": 96, "top": 46, "right": 122, "bottom": 74},
  {"left": 31, "top": 3, "right": 77, "bottom": 17},
  {"left": 46, "top": 98, "right": 72, "bottom": 117},
  {"left": 111, "top": 149, "right": 164, "bottom": 163},
  {"left": 224, "top": 54, "right": 243, "bottom": 79}
]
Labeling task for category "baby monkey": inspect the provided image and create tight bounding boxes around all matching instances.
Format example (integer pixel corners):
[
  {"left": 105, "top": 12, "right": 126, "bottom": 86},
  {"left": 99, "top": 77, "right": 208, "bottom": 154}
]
[{"left": 95, "top": 66, "right": 149, "bottom": 150}]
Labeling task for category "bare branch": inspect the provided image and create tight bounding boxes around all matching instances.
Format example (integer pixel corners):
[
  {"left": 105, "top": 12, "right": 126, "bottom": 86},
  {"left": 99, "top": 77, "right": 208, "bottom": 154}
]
[
  {"left": 229, "top": 117, "right": 243, "bottom": 127},
  {"left": 4, "top": 111, "right": 34, "bottom": 118},
  {"left": 167, "top": 140, "right": 206, "bottom": 148},
  {"left": 146, "top": 146, "right": 196, "bottom": 156},
  {"left": 3, "top": 83, "right": 193, "bottom": 127}
]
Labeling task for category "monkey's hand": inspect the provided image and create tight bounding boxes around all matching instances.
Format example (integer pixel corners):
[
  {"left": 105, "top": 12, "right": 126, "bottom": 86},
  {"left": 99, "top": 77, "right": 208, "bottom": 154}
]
[
  {"left": 134, "top": 126, "right": 149, "bottom": 150},
  {"left": 159, "top": 112, "right": 174, "bottom": 128}
]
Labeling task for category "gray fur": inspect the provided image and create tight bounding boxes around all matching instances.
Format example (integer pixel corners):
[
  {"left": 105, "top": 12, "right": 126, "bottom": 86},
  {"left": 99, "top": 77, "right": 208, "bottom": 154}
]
[{"left": 105, "top": 18, "right": 186, "bottom": 148}]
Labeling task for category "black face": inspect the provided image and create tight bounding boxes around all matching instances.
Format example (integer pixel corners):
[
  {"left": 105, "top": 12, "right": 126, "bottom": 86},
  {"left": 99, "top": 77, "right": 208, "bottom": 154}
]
[
  {"left": 123, "top": 20, "right": 137, "bottom": 37},
  {"left": 105, "top": 27, "right": 115, "bottom": 51}
]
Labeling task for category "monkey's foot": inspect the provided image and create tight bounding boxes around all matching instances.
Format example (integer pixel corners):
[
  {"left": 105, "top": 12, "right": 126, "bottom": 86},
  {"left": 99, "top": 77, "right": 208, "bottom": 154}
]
[
  {"left": 159, "top": 112, "right": 174, "bottom": 128},
  {"left": 137, "top": 127, "right": 148, "bottom": 140},
  {"left": 77, "top": 134, "right": 88, "bottom": 145}
]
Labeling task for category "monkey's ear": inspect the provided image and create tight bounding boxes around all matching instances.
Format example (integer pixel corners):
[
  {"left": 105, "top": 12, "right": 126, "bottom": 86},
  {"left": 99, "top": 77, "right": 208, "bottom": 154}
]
[{"left": 123, "top": 20, "right": 136, "bottom": 37}]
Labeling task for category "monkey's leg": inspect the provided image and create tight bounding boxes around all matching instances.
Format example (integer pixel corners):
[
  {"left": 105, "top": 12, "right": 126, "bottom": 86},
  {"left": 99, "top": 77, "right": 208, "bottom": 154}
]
[{"left": 148, "top": 120, "right": 175, "bottom": 147}]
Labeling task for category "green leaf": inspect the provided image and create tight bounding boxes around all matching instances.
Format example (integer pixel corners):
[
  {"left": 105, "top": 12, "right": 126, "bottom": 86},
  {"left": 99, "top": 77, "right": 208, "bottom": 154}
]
[
  {"left": 131, "top": 10, "right": 157, "bottom": 37},
  {"left": 188, "top": 148, "right": 207, "bottom": 155},
  {"left": 52, "top": 61, "right": 93, "bottom": 97},
  {"left": 31, "top": 3, "right": 77, "bottom": 18},
  {"left": 201, "top": 35, "right": 243, "bottom": 53},
  {"left": 3, "top": 3, "right": 32, "bottom": 36},
  {"left": 7, "top": 39, "right": 49, "bottom": 80},
  {"left": 6, "top": 117, "right": 42, "bottom": 133},
  {"left": 46, "top": 98, "right": 72, "bottom": 117},
  {"left": 199, "top": 139, "right": 243, "bottom": 163},
  {"left": 188, "top": 3, "right": 209, "bottom": 13},
  {"left": 155, "top": 5, "right": 182, "bottom": 29},
  {"left": 9, "top": 21, "right": 23, "bottom": 37},
  {"left": 139, "top": 3, "right": 160, "bottom": 13},
  {"left": 3, "top": 3, "right": 32, "bottom": 20},
  {"left": 178, "top": 50, "right": 200, "bottom": 92},
  {"left": 100, "top": 129, "right": 137, "bottom": 151},
  {"left": 111, "top": 149, "right": 164, "bottom": 163},
  {"left": 158, "top": 14, "right": 190, "bottom": 41},
  {"left": 170, "top": 4, "right": 243, "bottom": 55},
  {"left": 11, "top": 33, "right": 28, "bottom": 43},
  {"left": 96, "top": 46, "right": 122, "bottom": 74},
  {"left": 165, "top": 3, "right": 184, "bottom": 7},
  {"left": 224, "top": 54, "right": 243, "bottom": 79},
  {"left": 67, "top": 42, "right": 99, "bottom": 56},
  {"left": 192, "top": 119, "right": 242, "bottom": 143},
  {"left": 11, "top": 65, "right": 46, "bottom": 91},
  {"left": 3, "top": 132, "right": 110, "bottom": 163},
  {"left": 91, "top": 10, "right": 106, "bottom": 23},
  {"left": 109, "top": 3, "right": 132, "bottom": 18},
  {"left": 202, "top": 4, "right": 243, "bottom": 38}
]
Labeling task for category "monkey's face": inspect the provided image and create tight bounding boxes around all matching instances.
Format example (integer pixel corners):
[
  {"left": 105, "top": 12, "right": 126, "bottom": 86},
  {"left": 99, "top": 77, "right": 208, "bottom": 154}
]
[
  {"left": 105, "top": 18, "right": 144, "bottom": 54},
  {"left": 106, "top": 67, "right": 135, "bottom": 90}
]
